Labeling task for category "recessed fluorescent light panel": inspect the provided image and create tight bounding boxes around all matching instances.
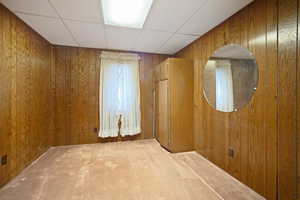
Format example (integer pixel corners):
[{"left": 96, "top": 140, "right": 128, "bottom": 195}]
[{"left": 101, "top": 0, "right": 153, "bottom": 29}]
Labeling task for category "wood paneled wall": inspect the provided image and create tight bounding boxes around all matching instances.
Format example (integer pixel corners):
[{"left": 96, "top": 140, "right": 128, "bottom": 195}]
[
  {"left": 278, "top": 1, "right": 298, "bottom": 199},
  {"left": 176, "top": 0, "right": 298, "bottom": 199},
  {"left": 0, "top": 3, "right": 167, "bottom": 187},
  {"left": 0, "top": 4, "right": 55, "bottom": 187},
  {"left": 298, "top": 0, "right": 300, "bottom": 197},
  {"left": 52, "top": 46, "right": 167, "bottom": 146}
]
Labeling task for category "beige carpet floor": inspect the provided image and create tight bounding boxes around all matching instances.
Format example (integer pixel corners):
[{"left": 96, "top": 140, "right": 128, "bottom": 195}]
[{"left": 0, "top": 139, "right": 264, "bottom": 200}]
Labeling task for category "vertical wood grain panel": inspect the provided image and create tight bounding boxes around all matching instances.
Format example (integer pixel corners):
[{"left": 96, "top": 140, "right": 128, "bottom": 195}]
[
  {"left": 0, "top": 4, "right": 53, "bottom": 188},
  {"left": 247, "top": 1, "right": 267, "bottom": 195},
  {"left": 30, "top": 32, "right": 38, "bottom": 162},
  {"left": 0, "top": 4, "right": 11, "bottom": 185},
  {"left": 70, "top": 48, "right": 80, "bottom": 145},
  {"left": 266, "top": 0, "right": 278, "bottom": 199},
  {"left": 16, "top": 18, "right": 31, "bottom": 171},
  {"left": 239, "top": 4, "right": 251, "bottom": 189},
  {"left": 52, "top": 46, "right": 168, "bottom": 145},
  {"left": 87, "top": 50, "right": 99, "bottom": 143},
  {"left": 0, "top": 4, "right": 4, "bottom": 185},
  {"left": 49, "top": 46, "right": 56, "bottom": 147},
  {"left": 140, "top": 54, "right": 154, "bottom": 139},
  {"left": 227, "top": 9, "right": 243, "bottom": 180},
  {"left": 298, "top": 1, "right": 300, "bottom": 198},
  {"left": 211, "top": 23, "right": 229, "bottom": 171},
  {"left": 175, "top": 0, "right": 286, "bottom": 199},
  {"left": 278, "top": 0, "right": 298, "bottom": 199},
  {"left": 64, "top": 48, "right": 71, "bottom": 145},
  {"left": 54, "top": 47, "right": 67, "bottom": 146},
  {"left": 9, "top": 6, "right": 18, "bottom": 180}
]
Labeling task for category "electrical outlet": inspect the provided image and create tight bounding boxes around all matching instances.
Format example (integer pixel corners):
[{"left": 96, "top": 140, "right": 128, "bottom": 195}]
[
  {"left": 1, "top": 155, "right": 7, "bottom": 165},
  {"left": 228, "top": 149, "right": 234, "bottom": 157}
]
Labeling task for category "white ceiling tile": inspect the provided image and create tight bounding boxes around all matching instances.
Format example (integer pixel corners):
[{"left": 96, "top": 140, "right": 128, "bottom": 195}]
[
  {"left": 65, "top": 20, "right": 106, "bottom": 49},
  {"left": 2, "top": 0, "right": 254, "bottom": 54},
  {"left": 158, "top": 34, "right": 198, "bottom": 54},
  {"left": 49, "top": 0, "right": 102, "bottom": 23},
  {"left": 16, "top": 13, "right": 77, "bottom": 46},
  {"left": 144, "top": 0, "right": 207, "bottom": 32},
  {"left": 105, "top": 26, "right": 142, "bottom": 51},
  {"left": 1, "top": 0, "right": 57, "bottom": 17},
  {"left": 132, "top": 30, "right": 172, "bottom": 53},
  {"left": 178, "top": 0, "right": 253, "bottom": 35}
]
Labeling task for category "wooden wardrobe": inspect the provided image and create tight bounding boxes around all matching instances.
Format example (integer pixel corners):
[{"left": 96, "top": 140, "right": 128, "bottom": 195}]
[{"left": 154, "top": 58, "right": 194, "bottom": 152}]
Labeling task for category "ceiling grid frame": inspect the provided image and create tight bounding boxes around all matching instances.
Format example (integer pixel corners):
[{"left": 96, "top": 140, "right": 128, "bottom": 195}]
[
  {"left": 0, "top": 0, "right": 254, "bottom": 54},
  {"left": 47, "top": 0, "right": 79, "bottom": 47},
  {"left": 155, "top": 0, "right": 209, "bottom": 54}
]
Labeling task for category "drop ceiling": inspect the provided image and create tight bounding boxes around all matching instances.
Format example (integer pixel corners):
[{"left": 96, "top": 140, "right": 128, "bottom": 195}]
[{"left": 0, "top": 0, "right": 253, "bottom": 55}]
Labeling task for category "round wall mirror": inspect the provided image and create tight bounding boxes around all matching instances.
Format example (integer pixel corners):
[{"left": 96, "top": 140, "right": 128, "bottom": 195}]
[{"left": 203, "top": 44, "right": 258, "bottom": 112}]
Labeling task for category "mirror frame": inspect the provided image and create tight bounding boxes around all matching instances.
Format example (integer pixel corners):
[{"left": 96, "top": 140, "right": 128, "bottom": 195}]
[{"left": 202, "top": 44, "right": 259, "bottom": 113}]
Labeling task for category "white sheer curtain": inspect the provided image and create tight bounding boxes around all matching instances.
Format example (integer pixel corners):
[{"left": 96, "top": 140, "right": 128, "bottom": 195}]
[
  {"left": 215, "top": 60, "right": 234, "bottom": 112},
  {"left": 99, "top": 51, "right": 141, "bottom": 138}
]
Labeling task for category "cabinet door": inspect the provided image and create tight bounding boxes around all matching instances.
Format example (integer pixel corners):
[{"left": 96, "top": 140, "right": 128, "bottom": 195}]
[
  {"left": 160, "top": 62, "right": 169, "bottom": 80},
  {"left": 154, "top": 65, "right": 160, "bottom": 83},
  {"left": 154, "top": 83, "right": 159, "bottom": 140},
  {"left": 157, "top": 80, "right": 169, "bottom": 148}
]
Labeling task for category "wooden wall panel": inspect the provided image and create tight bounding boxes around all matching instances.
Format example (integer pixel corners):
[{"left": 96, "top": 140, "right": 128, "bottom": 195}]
[
  {"left": 247, "top": 1, "right": 267, "bottom": 195},
  {"left": 176, "top": 0, "right": 298, "bottom": 199},
  {"left": 265, "top": 0, "right": 278, "bottom": 199},
  {"left": 52, "top": 46, "right": 167, "bottom": 146},
  {"left": 278, "top": 0, "right": 298, "bottom": 199},
  {"left": 298, "top": 0, "right": 300, "bottom": 198},
  {"left": 0, "top": 4, "right": 12, "bottom": 186},
  {"left": 0, "top": 4, "right": 54, "bottom": 187}
]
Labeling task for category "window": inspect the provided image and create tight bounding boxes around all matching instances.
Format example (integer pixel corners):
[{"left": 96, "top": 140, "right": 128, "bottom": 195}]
[{"left": 99, "top": 51, "right": 141, "bottom": 138}]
